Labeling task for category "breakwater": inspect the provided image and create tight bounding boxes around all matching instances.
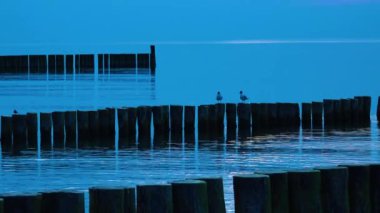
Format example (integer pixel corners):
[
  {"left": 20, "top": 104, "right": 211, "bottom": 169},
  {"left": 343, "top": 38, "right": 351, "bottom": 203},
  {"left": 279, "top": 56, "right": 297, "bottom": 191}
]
[
  {"left": 1, "top": 164, "right": 380, "bottom": 213},
  {"left": 0, "top": 45, "right": 156, "bottom": 75},
  {"left": 0, "top": 96, "right": 377, "bottom": 154}
]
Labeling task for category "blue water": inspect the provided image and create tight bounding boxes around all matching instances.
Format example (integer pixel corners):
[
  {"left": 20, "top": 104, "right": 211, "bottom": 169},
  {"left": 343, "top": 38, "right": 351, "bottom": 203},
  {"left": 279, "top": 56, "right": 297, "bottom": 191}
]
[{"left": 0, "top": 44, "right": 379, "bottom": 212}]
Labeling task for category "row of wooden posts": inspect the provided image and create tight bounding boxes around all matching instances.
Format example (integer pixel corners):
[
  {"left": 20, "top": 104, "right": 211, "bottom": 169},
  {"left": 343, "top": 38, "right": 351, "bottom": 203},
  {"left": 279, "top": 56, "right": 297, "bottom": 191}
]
[
  {"left": 0, "top": 46, "right": 156, "bottom": 74},
  {"left": 0, "top": 164, "right": 380, "bottom": 213},
  {"left": 0, "top": 96, "right": 377, "bottom": 154}
]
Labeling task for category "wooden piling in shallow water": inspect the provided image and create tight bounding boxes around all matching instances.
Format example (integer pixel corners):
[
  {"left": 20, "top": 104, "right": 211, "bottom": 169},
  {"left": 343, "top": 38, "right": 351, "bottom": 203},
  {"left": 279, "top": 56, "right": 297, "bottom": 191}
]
[
  {"left": 312, "top": 102, "right": 323, "bottom": 128},
  {"left": 41, "top": 191, "right": 84, "bottom": 213},
  {"left": 137, "top": 106, "right": 152, "bottom": 146},
  {"left": 65, "top": 111, "right": 77, "bottom": 148},
  {"left": 137, "top": 184, "right": 173, "bottom": 213},
  {"left": 215, "top": 104, "right": 225, "bottom": 137},
  {"left": 117, "top": 108, "right": 129, "bottom": 142},
  {"left": 323, "top": 100, "right": 334, "bottom": 128},
  {"left": 48, "top": 55, "right": 56, "bottom": 74},
  {"left": 207, "top": 104, "right": 217, "bottom": 138},
  {"left": 314, "top": 166, "right": 349, "bottom": 213},
  {"left": 172, "top": 180, "right": 209, "bottom": 213},
  {"left": 170, "top": 105, "right": 183, "bottom": 139},
  {"left": 1, "top": 116, "right": 12, "bottom": 152},
  {"left": 339, "top": 164, "right": 371, "bottom": 213},
  {"left": 52, "top": 112, "right": 65, "bottom": 148},
  {"left": 90, "top": 187, "right": 125, "bottom": 213},
  {"left": 354, "top": 96, "right": 371, "bottom": 125},
  {"left": 126, "top": 107, "right": 137, "bottom": 144},
  {"left": 88, "top": 111, "right": 100, "bottom": 147},
  {"left": 12, "top": 114, "right": 27, "bottom": 153},
  {"left": 237, "top": 103, "right": 251, "bottom": 136},
  {"left": 152, "top": 106, "right": 170, "bottom": 143},
  {"left": 226, "top": 103, "right": 237, "bottom": 139},
  {"left": 184, "top": 106, "right": 195, "bottom": 139},
  {"left": 150, "top": 45, "right": 156, "bottom": 74},
  {"left": 107, "top": 108, "right": 116, "bottom": 143},
  {"left": 26, "top": 113, "right": 38, "bottom": 149},
  {"left": 1, "top": 194, "right": 41, "bottom": 213},
  {"left": 302, "top": 103, "right": 312, "bottom": 129},
  {"left": 370, "top": 164, "right": 380, "bottom": 212},
  {"left": 341, "top": 99, "right": 353, "bottom": 126},
  {"left": 377, "top": 97, "right": 380, "bottom": 122},
  {"left": 77, "top": 111, "right": 90, "bottom": 147},
  {"left": 197, "top": 177, "right": 226, "bottom": 213},
  {"left": 66, "top": 55, "right": 74, "bottom": 74},
  {"left": 233, "top": 174, "right": 271, "bottom": 213},
  {"left": 40, "top": 113, "right": 52, "bottom": 149},
  {"left": 198, "top": 105, "right": 209, "bottom": 140}
]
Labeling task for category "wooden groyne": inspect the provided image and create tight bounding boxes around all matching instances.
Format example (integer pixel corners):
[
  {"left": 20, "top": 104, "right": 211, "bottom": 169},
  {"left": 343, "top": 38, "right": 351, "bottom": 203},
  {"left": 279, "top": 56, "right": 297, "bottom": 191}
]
[
  {"left": 1, "top": 163, "right": 379, "bottom": 212},
  {"left": 0, "top": 96, "right": 377, "bottom": 153},
  {"left": 0, "top": 45, "right": 156, "bottom": 75}
]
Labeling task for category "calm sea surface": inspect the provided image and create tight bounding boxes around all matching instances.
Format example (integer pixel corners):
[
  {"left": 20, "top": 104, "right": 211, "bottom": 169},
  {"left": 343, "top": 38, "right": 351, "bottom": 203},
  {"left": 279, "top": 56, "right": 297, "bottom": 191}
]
[{"left": 0, "top": 44, "right": 379, "bottom": 212}]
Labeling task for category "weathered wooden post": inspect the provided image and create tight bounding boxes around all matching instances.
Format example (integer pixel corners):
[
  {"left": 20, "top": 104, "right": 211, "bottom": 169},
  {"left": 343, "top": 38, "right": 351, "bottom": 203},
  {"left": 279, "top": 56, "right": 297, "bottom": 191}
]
[
  {"left": 377, "top": 97, "right": 380, "bottom": 122},
  {"left": 268, "top": 103, "right": 278, "bottom": 130},
  {"left": 12, "top": 114, "right": 27, "bottom": 154},
  {"left": 90, "top": 187, "right": 125, "bottom": 213},
  {"left": 118, "top": 108, "right": 129, "bottom": 144},
  {"left": 170, "top": 105, "right": 183, "bottom": 141},
  {"left": 257, "top": 171, "right": 289, "bottom": 213},
  {"left": 98, "top": 109, "right": 110, "bottom": 144},
  {"left": 215, "top": 104, "right": 225, "bottom": 138},
  {"left": 124, "top": 187, "right": 136, "bottom": 213},
  {"left": 41, "top": 191, "right": 84, "bottom": 213},
  {"left": 172, "top": 180, "right": 209, "bottom": 213},
  {"left": 137, "top": 106, "right": 152, "bottom": 147},
  {"left": 77, "top": 111, "right": 90, "bottom": 148},
  {"left": 66, "top": 55, "right": 74, "bottom": 74},
  {"left": 289, "top": 103, "right": 300, "bottom": 129},
  {"left": 152, "top": 106, "right": 170, "bottom": 145},
  {"left": 40, "top": 113, "right": 52, "bottom": 149},
  {"left": 52, "top": 111, "right": 65, "bottom": 148},
  {"left": 65, "top": 111, "right": 77, "bottom": 148},
  {"left": 323, "top": 100, "right": 334, "bottom": 128},
  {"left": 1, "top": 194, "right": 41, "bottom": 213},
  {"left": 233, "top": 174, "right": 271, "bottom": 213},
  {"left": 1, "top": 116, "right": 12, "bottom": 152},
  {"left": 198, "top": 105, "right": 209, "bottom": 140},
  {"left": 107, "top": 108, "right": 116, "bottom": 142},
  {"left": 237, "top": 103, "right": 251, "bottom": 137},
  {"left": 333, "top": 100, "right": 343, "bottom": 126},
  {"left": 226, "top": 103, "right": 237, "bottom": 139},
  {"left": 288, "top": 170, "right": 321, "bottom": 213},
  {"left": 341, "top": 99, "right": 353, "bottom": 126},
  {"left": 207, "top": 104, "right": 217, "bottom": 139},
  {"left": 184, "top": 106, "right": 195, "bottom": 142},
  {"left": 314, "top": 166, "right": 349, "bottom": 213},
  {"left": 302, "top": 103, "right": 312, "bottom": 129},
  {"left": 370, "top": 164, "right": 380, "bottom": 213},
  {"left": 126, "top": 107, "right": 137, "bottom": 145},
  {"left": 26, "top": 113, "right": 38, "bottom": 149},
  {"left": 351, "top": 98, "right": 360, "bottom": 126},
  {"left": 312, "top": 102, "right": 323, "bottom": 128},
  {"left": 354, "top": 96, "right": 371, "bottom": 125},
  {"left": 0, "top": 198, "right": 3, "bottom": 213},
  {"left": 251, "top": 103, "right": 260, "bottom": 133},
  {"left": 339, "top": 164, "right": 371, "bottom": 212},
  {"left": 196, "top": 177, "right": 226, "bottom": 213},
  {"left": 150, "top": 45, "right": 156, "bottom": 74},
  {"left": 89, "top": 110, "right": 100, "bottom": 147},
  {"left": 137, "top": 184, "right": 173, "bottom": 213}
]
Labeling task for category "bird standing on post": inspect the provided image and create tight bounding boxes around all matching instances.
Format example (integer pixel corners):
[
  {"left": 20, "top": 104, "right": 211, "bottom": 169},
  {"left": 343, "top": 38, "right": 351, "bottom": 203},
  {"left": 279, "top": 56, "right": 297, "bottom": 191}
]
[
  {"left": 216, "top": 91, "right": 223, "bottom": 102},
  {"left": 240, "top": 91, "right": 248, "bottom": 102}
]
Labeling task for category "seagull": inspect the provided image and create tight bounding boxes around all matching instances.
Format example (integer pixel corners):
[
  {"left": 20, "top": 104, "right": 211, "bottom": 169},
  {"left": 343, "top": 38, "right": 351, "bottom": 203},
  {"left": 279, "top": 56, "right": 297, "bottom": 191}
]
[
  {"left": 216, "top": 91, "right": 223, "bottom": 102},
  {"left": 13, "top": 110, "right": 18, "bottom": 114},
  {"left": 240, "top": 91, "right": 248, "bottom": 102}
]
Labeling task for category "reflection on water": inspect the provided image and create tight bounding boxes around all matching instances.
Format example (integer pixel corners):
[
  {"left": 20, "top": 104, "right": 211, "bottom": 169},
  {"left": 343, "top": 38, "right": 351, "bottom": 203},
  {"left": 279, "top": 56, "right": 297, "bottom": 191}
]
[{"left": 0, "top": 123, "right": 379, "bottom": 212}]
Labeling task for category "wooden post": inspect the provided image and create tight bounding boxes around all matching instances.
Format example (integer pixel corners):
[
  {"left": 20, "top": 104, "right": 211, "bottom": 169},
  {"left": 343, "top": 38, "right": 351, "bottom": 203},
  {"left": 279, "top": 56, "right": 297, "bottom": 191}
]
[
  {"left": 354, "top": 96, "right": 371, "bottom": 125},
  {"left": 41, "top": 191, "right": 84, "bottom": 213},
  {"left": 333, "top": 100, "right": 343, "bottom": 126},
  {"left": 339, "top": 164, "right": 371, "bottom": 212},
  {"left": 152, "top": 106, "right": 170, "bottom": 144},
  {"left": 1, "top": 116, "right": 12, "bottom": 152},
  {"left": 77, "top": 111, "right": 90, "bottom": 148},
  {"left": 90, "top": 187, "right": 125, "bottom": 213},
  {"left": 137, "top": 184, "right": 173, "bottom": 213},
  {"left": 12, "top": 114, "right": 27, "bottom": 154},
  {"left": 0, "top": 198, "right": 3, "bottom": 213},
  {"left": 341, "top": 99, "right": 353, "bottom": 126},
  {"left": 302, "top": 103, "right": 312, "bottom": 129},
  {"left": 267, "top": 103, "right": 278, "bottom": 129},
  {"left": 312, "top": 102, "right": 323, "bottom": 128},
  {"left": 233, "top": 174, "right": 271, "bottom": 213},
  {"left": 150, "top": 45, "right": 156, "bottom": 74},
  {"left": 118, "top": 108, "right": 129, "bottom": 145},
  {"left": 56, "top": 55, "right": 64, "bottom": 74},
  {"left": 126, "top": 107, "right": 137, "bottom": 145},
  {"left": 1, "top": 194, "right": 41, "bottom": 213},
  {"left": 207, "top": 104, "right": 217, "bottom": 139},
  {"left": 377, "top": 97, "right": 380, "bottom": 122},
  {"left": 48, "top": 55, "right": 56, "bottom": 74},
  {"left": 351, "top": 98, "right": 360, "bottom": 126},
  {"left": 215, "top": 103, "right": 225, "bottom": 137},
  {"left": 65, "top": 55, "right": 74, "bottom": 74},
  {"left": 370, "top": 164, "right": 380, "bottom": 213},
  {"left": 137, "top": 106, "right": 152, "bottom": 147},
  {"left": 170, "top": 105, "right": 183, "bottom": 140},
  {"left": 251, "top": 103, "right": 261, "bottom": 133},
  {"left": 52, "top": 111, "right": 65, "bottom": 148},
  {"left": 98, "top": 109, "right": 110, "bottom": 144},
  {"left": 26, "top": 113, "right": 38, "bottom": 149},
  {"left": 314, "top": 166, "right": 349, "bottom": 213},
  {"left": 89, "top": 111, "right": 100, "bottom": 147},
  {"left": 288, "top": 170, "right": 321, "bottom": 213},
  {"left": 226, "top": 103, "right": 237, "bottom": 139},
  {"left": 40, "top": 113, "right": 52, "bottom": 149},
  {"left": 323, "top": 100, "right": 334, "bottom": 128},
  {"left": 257, "top": 171, "right": 289, "bottom": 213},
  {"left": 197, "top": 177, "right": 226, "bottom": 213},
  {"left": 237, "top": 103, "right": 251, "bottom": 137},
  {"left": 172, "top": 180, "right": 209, "bottom": 213},
  {"left": 107, "top": 108, "right": 116, "bottom": 143},
  {"left": 124, "top": 187, "right": 136, "bottom": 213},
  {"left": 184, "top": 106, "right": 195, "bottom": 141},
  {"left": 65, "top": 111, "right": 77, "bottom": 148},
  {"left": 198, "top": 105, "right": 209, "bottom": 140}
]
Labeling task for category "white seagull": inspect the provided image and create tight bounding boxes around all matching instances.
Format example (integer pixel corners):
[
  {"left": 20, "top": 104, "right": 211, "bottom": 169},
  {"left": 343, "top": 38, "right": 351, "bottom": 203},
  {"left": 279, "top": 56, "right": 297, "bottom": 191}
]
[
  {"left": 240, "top": 91, "right": 248, "bottom": 102},
  {"left": 216, "top": 91, "right": 223, "bottom": 102}
]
